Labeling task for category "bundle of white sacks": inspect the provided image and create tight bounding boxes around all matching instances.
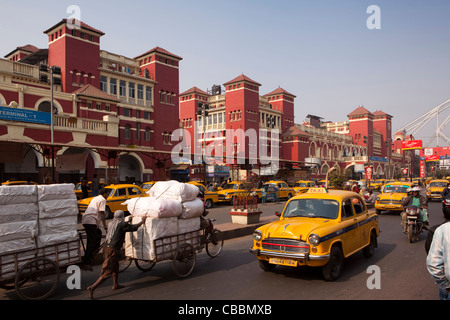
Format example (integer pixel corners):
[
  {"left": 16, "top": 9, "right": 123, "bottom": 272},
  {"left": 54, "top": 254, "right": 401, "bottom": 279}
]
[
  {"left": 124, "top": 180, "right": 205, "bottom": 261},
  {"left": 0, "top": 184, "right": 79, "bottom": 276}
]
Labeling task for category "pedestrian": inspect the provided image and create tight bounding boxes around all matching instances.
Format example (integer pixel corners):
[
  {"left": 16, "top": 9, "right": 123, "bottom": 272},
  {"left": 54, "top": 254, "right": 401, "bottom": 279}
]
[
  {"left": 87, "top": 211, "right": 146, "bottom": 299},
  {"left": 81, "top": 188, "right": 109, "bottom": 270},
  {"left": 81, "top": 176, "right": 88, "bottom": 199},
  {"left": 91, "top": 174, "right": 100, "bottom": 197},
  {"left": 425, "top": 202, "right": 450, "bottom": 254},
  {"left": 426, "top": 213, "right": 450, "bottom": 300},
  {"left": 365, "top": 190, "right": 376, "bottom": 205}
]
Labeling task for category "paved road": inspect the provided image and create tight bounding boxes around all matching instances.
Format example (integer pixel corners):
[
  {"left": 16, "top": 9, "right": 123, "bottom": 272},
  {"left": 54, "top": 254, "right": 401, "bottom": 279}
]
[{"left": 0, "top": 193, "right": 443, "bottom": 302}]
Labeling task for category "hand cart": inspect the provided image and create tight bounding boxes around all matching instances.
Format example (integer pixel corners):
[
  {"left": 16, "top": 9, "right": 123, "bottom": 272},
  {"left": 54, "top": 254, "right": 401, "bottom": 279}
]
[{"left": 0, "top": 239, "right": 81, "bottom": 300}]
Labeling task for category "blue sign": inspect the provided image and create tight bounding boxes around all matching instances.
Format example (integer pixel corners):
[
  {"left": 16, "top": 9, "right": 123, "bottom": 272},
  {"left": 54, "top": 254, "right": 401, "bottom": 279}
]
[
  {"left": 369, "top": 156, "right": 387, "bottom": 162},
  {"left": 0, "top": 106, "right": 51, "bottom": 125}
]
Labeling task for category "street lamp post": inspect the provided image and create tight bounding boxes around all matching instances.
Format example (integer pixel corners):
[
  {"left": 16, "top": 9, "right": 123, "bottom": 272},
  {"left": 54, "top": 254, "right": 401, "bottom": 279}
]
[
  {"left": 197, "top": 103, "right": 209, "bottom": 184},
  {"left": 39, "top": 65, "right": 61, "bottom": 183}
]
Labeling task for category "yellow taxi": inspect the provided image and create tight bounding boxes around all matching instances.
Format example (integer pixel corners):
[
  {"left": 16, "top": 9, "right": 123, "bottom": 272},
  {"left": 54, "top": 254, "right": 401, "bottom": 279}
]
[
  {"left": 1, "top": 180, "right": 37, "bottom": 185},
  {"left": 369, "top": 179, "right": 385, "bottom": 191},
  {"left": 374, "top": 181, "right": 412, "bottom": 214},
  {"left": 427, "top": 179, "right": 449, "bottom": 201},
  {"left": 217, "top": 180, "right": 254, "bottom": 204},
  {"left": 249, "top": 187, "right": 379, "bottom": 281},
  {"left": 74, "top": 181, "right": 106, "bottom": 200},
  {"left": 258, "top": 180, "right": 295, "bottom": 199},
  {"left": 293, "top": 180, "right": 315, "bottom": 194},
  {"left": 187, "top": 181, "right": 219, "bottom": 208},
  {"left": 77, "top": 184, "right": 148, "bottom": 219},
  {"left": 140, "top": 181, "right": 157, "bottom": 191}
]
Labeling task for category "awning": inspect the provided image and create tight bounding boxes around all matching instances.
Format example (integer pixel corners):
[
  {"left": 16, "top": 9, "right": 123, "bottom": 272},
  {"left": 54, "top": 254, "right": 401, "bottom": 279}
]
[
  {"left": 56, "top": 152, "right": 88, "bottom": 171},
  {"left": 169, "top": 164, "right": 189, "bottom": 171}
]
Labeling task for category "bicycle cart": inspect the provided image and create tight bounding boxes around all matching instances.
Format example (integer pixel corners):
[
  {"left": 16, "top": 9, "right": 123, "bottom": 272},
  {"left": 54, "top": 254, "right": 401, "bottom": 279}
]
[
  {"left": 0, "top": 239, "right": 81, "bottom": 300},
  {"left": 130, "top": 216, "right": 224, "bottom": 278}
]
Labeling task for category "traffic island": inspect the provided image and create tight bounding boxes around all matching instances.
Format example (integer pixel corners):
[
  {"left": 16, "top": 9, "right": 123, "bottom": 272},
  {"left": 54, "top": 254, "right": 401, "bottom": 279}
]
[{"left": 229, "top": 195, "right": 262, "bottom": 225}]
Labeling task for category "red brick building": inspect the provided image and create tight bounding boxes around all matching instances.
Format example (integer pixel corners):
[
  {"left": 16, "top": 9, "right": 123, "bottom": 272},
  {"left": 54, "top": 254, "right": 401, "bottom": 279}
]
[{"left": 0, "top": 19, "right": 181, "bottom": 184}]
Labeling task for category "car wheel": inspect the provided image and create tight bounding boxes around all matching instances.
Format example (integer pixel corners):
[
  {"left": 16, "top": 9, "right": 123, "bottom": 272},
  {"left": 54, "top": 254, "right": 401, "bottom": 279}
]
[
  {"left": 205, "top": 198, "right": 213, "bottom": 209},
  {"left": 258, "top": 260, "right": 276, "bottom": 272},
  {"left": 105, "top": 206, "right": 113, "bottom": 219},
  {"left": 322, "top": 245, "right": 344, "bottom": 281},
  {"left": 363, "top": 231, "right": 376, "bottom": 258}
]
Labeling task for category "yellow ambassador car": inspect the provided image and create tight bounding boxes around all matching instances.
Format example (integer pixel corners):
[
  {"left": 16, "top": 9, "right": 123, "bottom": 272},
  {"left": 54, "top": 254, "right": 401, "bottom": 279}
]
[
  {"left": 249, "top": 187, "right": 380, "bottom": 281},
  {"left": 374, "top": 182, "right": 412, "bottom": 214},
  {"left": 217, "top": 181, "right": 254, "bottom": 204},
  {"left": 426, "top": 179, "right": 448, "bottom": 201},
  {"left": 78, "top": 184, "right": 148, "bottom": 219},
  {"left": 293, "top": 180, "right": 316, "bottom": 194},
  {"left": 187, "top": 181, "right": 219, "bottom": 208},
  {"left": 258, "top": 180, "right": 295, "bottom": 199}
]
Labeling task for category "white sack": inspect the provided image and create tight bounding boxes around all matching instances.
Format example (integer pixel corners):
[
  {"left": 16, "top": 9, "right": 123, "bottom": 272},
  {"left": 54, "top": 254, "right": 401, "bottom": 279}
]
[
  {"left": 0, "top": 220, "right": 37, "bottom": 242},
  {"left": 36, "top": 230, "right": 78, "bottom": 248},
  {"left": 148, "top": 180, "right": 199, "bottom": 202},
  {"left": 180, "top": 198, "right": 204, "bottom": 219},
  {"left": 37, "top": 183, "right": 76, "bottom": 201},
  {"left": 0, "top": 185, "right": 37, "bottom": 205},
  {"left": 178, "top": 217, "right": 201, "bottom": 234},
  {"left": 38, "top": 216, "right": 77, "bottom": 235},
  {"left": 124, "top": 216, "right": 178, "bottom": 261},
  {"left": 38, "top": 199, "right": 78, "bottom": 219},
  {"left": 0, "top": 203, "right": 38, "bottom": 224},
  {"left": 125, "top": 196, "right": 182, "bottom": 218},
  {"left": 0, "top": 238, "right": 36, "bottom": 256}
]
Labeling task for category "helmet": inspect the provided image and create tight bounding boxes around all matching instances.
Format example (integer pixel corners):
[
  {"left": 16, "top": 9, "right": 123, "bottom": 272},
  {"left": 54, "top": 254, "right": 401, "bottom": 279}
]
[{"left": 411, "top": 187, "right": 421, "bottom": 192}]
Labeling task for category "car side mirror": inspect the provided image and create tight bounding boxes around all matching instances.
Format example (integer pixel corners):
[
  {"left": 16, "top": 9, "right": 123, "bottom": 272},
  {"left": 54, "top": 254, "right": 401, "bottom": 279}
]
[{"left": 275, "top": 211, "right": 281, "bottom": 217}]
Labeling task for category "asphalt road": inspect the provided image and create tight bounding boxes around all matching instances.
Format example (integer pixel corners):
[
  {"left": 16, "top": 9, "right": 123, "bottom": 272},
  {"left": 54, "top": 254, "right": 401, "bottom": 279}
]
[{"left": 0, "top": 195, "right": 444, "bottom": 302}]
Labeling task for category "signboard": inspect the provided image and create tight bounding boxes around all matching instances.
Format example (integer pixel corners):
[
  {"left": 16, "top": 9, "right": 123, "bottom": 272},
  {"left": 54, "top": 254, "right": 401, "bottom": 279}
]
[
  {"left": 0, "top": 106, "right": 51, "bottom": 125},
  {"left": 426, "top": 155, "right": 440, "bottom": 162},
  {"left": 401, "top": 140, "right": 422, "bottom": 150},
  {"left": 365, "top": 166, "right": 373, "bottom": 180},
  {"left": 420, "top": 159, "right": 425, "bottom": 178}
]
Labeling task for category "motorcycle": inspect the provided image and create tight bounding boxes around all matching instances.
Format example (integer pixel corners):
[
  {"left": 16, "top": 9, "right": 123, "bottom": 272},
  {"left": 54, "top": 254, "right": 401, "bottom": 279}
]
[{"left": 405, "top": 205, "right": 426, "bottom": 243}]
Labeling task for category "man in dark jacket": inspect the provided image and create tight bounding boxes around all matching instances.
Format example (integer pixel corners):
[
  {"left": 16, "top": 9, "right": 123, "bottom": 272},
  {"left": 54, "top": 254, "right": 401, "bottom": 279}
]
[
  {"left": 87, "top": 211, "right": 146, "bottom": 299},
  {"left": 401, "top": 187, "right": 428, "bottom": 232}
]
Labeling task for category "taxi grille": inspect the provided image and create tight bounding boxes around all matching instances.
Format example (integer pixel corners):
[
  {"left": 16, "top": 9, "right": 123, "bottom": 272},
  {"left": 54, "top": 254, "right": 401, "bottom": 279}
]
[
  {"left": 261, "top": 238, "right": 309, "bottom": 254},
  {"left": 379, "top": 200, "right": 402, "bottom": 205}
]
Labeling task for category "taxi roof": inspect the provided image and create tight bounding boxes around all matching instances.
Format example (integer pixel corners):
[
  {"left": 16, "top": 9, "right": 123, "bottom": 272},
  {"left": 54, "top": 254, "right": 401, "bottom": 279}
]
[{"left": 292, "top": 188, "right": 360, "bottom": 200}]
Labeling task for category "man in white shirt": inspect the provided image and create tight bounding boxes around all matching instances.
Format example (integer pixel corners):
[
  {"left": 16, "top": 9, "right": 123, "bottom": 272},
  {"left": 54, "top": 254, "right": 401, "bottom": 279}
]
[{"left": 81, "top": 188, "right": 109, "bottom": 270}]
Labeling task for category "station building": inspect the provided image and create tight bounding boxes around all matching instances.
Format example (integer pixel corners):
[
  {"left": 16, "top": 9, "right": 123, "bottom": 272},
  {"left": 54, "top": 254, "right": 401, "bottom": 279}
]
[{"left": 0, "top": 19, "right": 181, "bottom": 184}]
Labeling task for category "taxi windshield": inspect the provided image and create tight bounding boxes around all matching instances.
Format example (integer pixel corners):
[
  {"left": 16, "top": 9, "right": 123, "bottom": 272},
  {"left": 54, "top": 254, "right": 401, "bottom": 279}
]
[
  {"left": 430, "top": 182, "right": 447, "bottom": 188},
  {"left": 283, "top": 198, "right": 339, "bottom": 219},
  {"left": 383, "top": 185, "right": 409, "bottom": 193},
  {"left": 294, "top": 182, "right": 307, "bottom": 187},
  {"left": 224, "top": 183, "right": 239, "bottom": 190}
]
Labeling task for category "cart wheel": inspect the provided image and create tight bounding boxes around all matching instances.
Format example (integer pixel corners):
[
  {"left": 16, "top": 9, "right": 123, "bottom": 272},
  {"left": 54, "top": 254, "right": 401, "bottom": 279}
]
[
  {"left": 172, "top": 243, "right": 196, "bottom": 278},
  {"left": 15, "top": 257, "right": 60, "bottom": 300},
  {"left": 118, "top": 257, "right": 132, "bottom": 273},
  {"left": 206, "top": 229, "right": 224, "bottom": 258},
  {"left": 135, "top": 259, "right": 156, "bottom": 272}
]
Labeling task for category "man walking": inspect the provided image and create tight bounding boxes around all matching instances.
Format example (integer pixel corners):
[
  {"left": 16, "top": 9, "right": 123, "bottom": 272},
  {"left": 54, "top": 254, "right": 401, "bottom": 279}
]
[
  {"left": 427, "top": 220, "right": 450, "bottom": 300},
  {"left": 87, "top": 211, "right": 146, "bottom": 299}
]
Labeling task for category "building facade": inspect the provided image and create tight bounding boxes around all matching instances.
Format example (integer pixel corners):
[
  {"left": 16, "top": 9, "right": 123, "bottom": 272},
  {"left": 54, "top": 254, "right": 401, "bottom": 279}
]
[{"left": 0, "top": 19, "right": 181, "bottom": 184}]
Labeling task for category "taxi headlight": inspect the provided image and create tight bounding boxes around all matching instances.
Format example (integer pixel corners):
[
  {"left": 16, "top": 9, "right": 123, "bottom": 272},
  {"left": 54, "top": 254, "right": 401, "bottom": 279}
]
[
  {"left": 308, "top": 233, "right": 320, "bottom": 246},
  {"left": 375, "top": 196, "right": 380, "bottom": 201},
  {"left": 253, "top": 230, "right": 262, "bottom": 241}
]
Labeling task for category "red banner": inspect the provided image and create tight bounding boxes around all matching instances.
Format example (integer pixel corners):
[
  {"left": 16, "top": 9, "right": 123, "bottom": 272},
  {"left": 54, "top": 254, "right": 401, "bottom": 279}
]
[
  {"left": 401, "top": 140, "right": 422, "bottom": 150},
  {"left": 365, "top": 166, "right": 373, "bottom": 180},
  {"left": 420, "top": 160, "right": 425, "bottom": 178},
  {"left": 426, "top": 155, "right": 440, "bottom": 162}
]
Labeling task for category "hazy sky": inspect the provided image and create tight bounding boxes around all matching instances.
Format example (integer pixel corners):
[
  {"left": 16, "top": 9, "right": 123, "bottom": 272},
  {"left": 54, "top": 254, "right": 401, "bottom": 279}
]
[{"left": 1, "top": 0, "right": 449, "bottom": 145}]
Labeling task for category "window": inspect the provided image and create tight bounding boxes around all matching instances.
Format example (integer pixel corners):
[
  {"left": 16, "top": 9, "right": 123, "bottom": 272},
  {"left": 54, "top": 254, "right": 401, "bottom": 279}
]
[
  {"left": 124, "top": 125, "right": 131, "bottom": 139},
  {"left": 144, "top": 127, "right": 151, "bottom": 141},
  {"left": 123, "top": 108, "right": 131, "bottom": 117},
  {"left": 136, "top": 122, "right": 140, "bottom": 140},
  {"left": 96, "top": 102, "right": 102, "bottom": 110},
  {"left": 100, "top": 76, "right": 107, "bottom": 92},
  {"left": 129, "top": 82, "right": 135, "bottom": 99},
  {"left": 143, "top": 111, "right": 150, "bottom": 120},
  {"left": 137, "top": 84, "right": 144, "bottom": 100},
  {"left": 145, "top": 86, "right": 152, "bottom": 102},
  {"left": 119, "top": 80, "right": 126, "bottom": 96},
  {"left": 351, "top": 197, "right": 365, "bottom": 214},
  {"left": 342, "top": 199, "right": 354, "bottom": 219},
  {"left": 110, "top": 78, "right": 117, "bottom": 95}
]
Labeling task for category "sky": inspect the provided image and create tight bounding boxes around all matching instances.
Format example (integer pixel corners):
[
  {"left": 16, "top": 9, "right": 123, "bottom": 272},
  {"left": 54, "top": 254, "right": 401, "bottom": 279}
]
[{"left": 1, "top": 0, "right": 449, "bottom": 146}]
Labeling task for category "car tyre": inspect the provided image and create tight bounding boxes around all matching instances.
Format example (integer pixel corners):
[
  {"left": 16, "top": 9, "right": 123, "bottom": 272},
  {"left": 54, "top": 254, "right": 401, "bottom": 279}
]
[
  {"left": 258, "top": 260, "right": 276, "bottom": 272},
  {"left": 363, "top": 231, "right": 376, "bottom": 258},
  {"left": 322, "top": 245, "right": 344, "bottom": 281}
]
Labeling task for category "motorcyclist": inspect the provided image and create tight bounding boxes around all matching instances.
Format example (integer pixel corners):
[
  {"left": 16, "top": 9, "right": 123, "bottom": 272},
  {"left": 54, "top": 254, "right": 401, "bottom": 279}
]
[
  {"left": 441, "top": 182, "right": 450, "bottom": 200},
  {"left": 401, "top": 186, "right": 428, "bottom": 232}
]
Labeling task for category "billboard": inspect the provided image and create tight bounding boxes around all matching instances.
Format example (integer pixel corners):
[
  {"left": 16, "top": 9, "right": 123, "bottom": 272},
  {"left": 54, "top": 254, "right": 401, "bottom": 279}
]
[{"left": 401, "top": 140, "right": 422, "bottom": 150}]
